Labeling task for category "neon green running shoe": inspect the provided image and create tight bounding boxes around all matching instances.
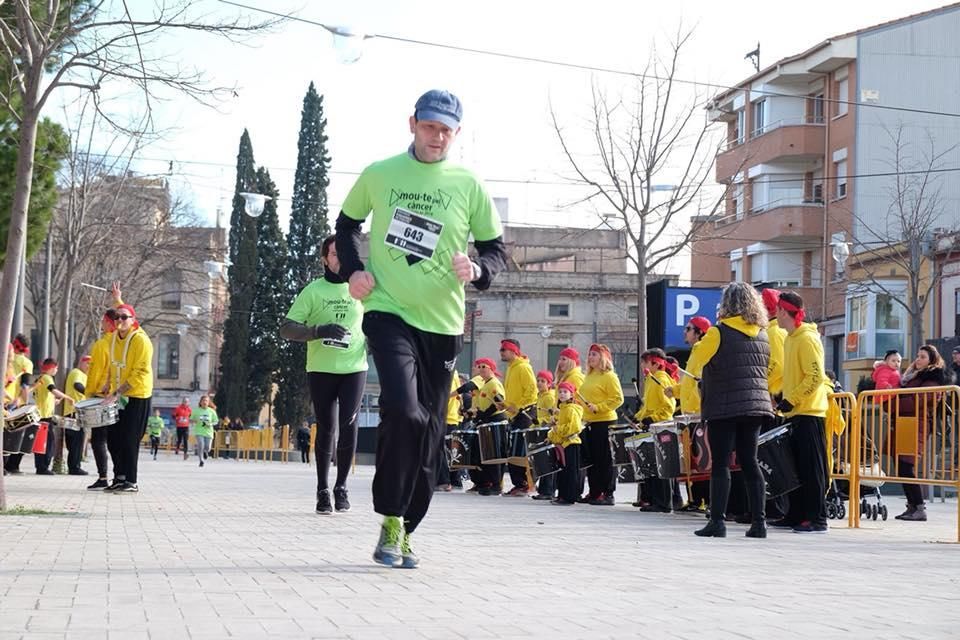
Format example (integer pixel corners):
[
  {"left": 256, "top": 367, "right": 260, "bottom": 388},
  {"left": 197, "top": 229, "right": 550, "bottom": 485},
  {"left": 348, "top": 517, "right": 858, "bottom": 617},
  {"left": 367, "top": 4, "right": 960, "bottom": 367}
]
[
  {"left": 399, "top": 531, "right": 419, "bottom": 569},
  {"left": 372, "top": 516, "right": 403, "bottom": 567}
]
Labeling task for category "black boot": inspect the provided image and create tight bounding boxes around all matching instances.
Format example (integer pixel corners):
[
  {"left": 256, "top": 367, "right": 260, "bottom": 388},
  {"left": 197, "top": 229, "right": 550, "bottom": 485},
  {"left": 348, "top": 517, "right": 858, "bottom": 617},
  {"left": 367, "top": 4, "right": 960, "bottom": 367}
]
[
  {"left": 745, "top": 520, "right": 767, "bottom": 538},
  {"left": 694, "top": 519, "right": 727, "bottom": 537}
]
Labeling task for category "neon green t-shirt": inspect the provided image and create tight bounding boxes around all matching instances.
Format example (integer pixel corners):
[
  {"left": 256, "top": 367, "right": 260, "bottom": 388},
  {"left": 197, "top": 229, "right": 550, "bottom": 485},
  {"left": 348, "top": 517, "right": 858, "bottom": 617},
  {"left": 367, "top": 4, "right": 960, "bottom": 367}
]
[
  {"left": 190, "top": 407, "right": 219, "bottom": 438},
  {"left": 146, "top": 416, "right": 164, "bottom": 437},
  {"left": 341, "top": 152, "right": 503, "bottom": 335},
  {"left": 286, "top": 277, "right": 367, "bottom": 374}
]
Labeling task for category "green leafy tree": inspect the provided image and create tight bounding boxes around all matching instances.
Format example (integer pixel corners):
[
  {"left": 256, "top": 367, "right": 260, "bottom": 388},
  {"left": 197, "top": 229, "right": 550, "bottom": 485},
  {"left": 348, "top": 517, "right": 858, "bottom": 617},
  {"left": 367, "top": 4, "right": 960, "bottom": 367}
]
[
  {"left": 216, "top": 130, "right": 258, "bottom": 421},
  {"left": 245, "top": 167, "right": 288, "bottom": 422},
  {"left": 277, "top": 82, "right": 333, "bottom": 427}
]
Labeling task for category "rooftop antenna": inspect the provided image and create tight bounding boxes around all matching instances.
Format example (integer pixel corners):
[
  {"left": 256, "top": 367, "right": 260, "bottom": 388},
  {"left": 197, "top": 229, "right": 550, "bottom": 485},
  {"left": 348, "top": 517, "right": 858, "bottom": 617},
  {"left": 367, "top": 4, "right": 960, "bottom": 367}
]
[{"left": 745, "top": 42, "right": 760, "bottom": 73}]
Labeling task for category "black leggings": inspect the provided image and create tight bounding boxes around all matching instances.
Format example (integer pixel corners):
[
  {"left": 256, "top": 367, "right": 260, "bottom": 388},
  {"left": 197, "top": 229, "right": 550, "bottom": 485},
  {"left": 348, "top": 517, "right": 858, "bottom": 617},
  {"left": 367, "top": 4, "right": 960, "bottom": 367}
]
[
  {"left": 174, "top": 428, "right": 189, "bottom": 453},
  {"left": 91, "top": 425, "right": 109, "bottom": 479},
  {"left": 307, "top": 370, "right": 366, "bottom": 493},
  {"left": 706, "top": 416, "right": 765, "bottom": 522},
  {"left": 584, "top": 421, "right": 617, "bottom": 498}
]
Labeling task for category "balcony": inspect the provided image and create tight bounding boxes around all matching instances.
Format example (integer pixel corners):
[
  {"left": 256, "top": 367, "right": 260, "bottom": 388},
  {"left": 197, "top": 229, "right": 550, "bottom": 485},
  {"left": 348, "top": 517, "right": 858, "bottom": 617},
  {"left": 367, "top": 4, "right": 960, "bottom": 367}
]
[
  {"left": 714, "top": 197, "right": 824, "bottom": 241},
  {"left": 717, "top": 116, "right": 825, "bottom": 182}
]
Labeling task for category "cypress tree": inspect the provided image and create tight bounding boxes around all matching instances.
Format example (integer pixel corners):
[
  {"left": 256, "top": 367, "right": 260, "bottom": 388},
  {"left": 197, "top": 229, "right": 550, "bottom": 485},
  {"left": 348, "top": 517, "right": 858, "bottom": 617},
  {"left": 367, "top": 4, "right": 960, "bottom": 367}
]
[
  {"left": 276, "top": 82, "right": 333, "bottom": 428},
  {"left": 216, "top": 130, "right": 258, "bottom": 421},
  {"left": 245, "top": 167, "right": 288, "bottom": 421}
]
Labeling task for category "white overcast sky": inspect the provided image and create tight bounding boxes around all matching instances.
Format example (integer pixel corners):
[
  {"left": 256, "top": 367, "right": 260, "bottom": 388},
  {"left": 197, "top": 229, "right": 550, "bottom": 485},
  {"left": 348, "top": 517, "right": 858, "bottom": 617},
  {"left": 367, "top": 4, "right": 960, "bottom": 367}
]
[{"left": 50, "top": 0, "right": 950, "bottom": 278}]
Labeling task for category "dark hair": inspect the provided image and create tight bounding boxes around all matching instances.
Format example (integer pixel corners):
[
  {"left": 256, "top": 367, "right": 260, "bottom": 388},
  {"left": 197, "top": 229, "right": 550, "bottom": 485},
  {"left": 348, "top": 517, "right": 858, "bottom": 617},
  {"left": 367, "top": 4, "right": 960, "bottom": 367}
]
[
  {"left": 641, "top": 348, "right": 666, "bottom": 360},
  {"left": 779, "top": 291, "right": 804, "bottom": 316},
  {"left": 14, "top": 333, "right": 29, "bottom": 347},
  {"left": 918, "top": 344, "right": 944, "bottom": 370},
  {"left": 42, "top": 358, "right": 57, "bottom": 367},
  {"left": 825, "top": 369, "right": 837, "bottom": 382},
  {"left": 320, "top": 236, "right": 336, "bottom": 260},
  {"left": 884, "top": 349, "right": 900, "bottom": 360},
  {"left": 103, "top": 308, "right": 118, "bottom": 320}
]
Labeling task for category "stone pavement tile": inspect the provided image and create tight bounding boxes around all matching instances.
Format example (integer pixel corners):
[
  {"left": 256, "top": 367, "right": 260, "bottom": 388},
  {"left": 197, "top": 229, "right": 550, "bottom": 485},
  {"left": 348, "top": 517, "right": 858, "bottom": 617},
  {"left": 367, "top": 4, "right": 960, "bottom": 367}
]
[{"left": 26, "top": 613, "right": 71, "bottom": 633}]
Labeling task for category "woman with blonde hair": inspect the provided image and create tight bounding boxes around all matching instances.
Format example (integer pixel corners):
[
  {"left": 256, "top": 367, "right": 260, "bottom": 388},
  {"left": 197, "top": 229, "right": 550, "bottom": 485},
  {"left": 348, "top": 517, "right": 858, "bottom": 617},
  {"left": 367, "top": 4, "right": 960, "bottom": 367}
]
[
  {"left": 695, "top": 282, "right": 774, "bottom": 538},
  {"left": 579, "top": 343, "right": 624, "bottom": 505}
]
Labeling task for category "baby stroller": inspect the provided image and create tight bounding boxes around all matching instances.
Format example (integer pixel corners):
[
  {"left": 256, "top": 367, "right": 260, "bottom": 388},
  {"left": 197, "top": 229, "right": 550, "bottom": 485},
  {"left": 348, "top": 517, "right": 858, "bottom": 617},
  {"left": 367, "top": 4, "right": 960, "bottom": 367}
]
[{"left": 829, "top": 459, "right": 887, "bottom": 521}]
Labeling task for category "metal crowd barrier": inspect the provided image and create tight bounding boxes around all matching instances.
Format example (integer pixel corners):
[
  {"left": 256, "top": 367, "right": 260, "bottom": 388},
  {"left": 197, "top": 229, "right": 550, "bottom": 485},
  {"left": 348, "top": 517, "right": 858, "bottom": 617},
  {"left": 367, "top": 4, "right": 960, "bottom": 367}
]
[
  {"left": 855, "top": 385, "right": 960, "bottom": 541},
  {"left": 827, "top": 392, "right": 858, "bottom": 528},
  {"left": 211, "top": 426, "right": 291, "bottom": 462}
]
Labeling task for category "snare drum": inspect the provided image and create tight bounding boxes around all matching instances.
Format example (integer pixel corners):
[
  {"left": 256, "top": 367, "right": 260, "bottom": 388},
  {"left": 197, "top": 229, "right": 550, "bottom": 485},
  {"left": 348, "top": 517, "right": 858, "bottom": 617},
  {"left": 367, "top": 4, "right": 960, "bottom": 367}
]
[
  {"left": 651, "top": 421, "right": 684, "bottom": 478},
  {"left": 52, "top": 416, "right": 81, "bottom": 431},
  {"left": 477, "top": 420, "right": 510, "bottom": 464},
  {"left": 757, "top": 425, "right": 800, "bottom": 498},
  {"left": 75, "top": 398, "right": 119, "bottom": 429},
  {"left": 527, "top": 443, "right": 560, "bottom": 480},
  {"left": 446, "top": 429, "right": 481, "bottom": 469},
  {"left": 507, "top": 427, "right": 549, "bottom": 466},
  {"left": 5, "top": 405, "right": 40, "bottom": 432},
  {"left": 608, "top": 425, "right": 638, "bottom": 467},
  {"left": 624, "top": 433, "right": 657, "bottom": 479}
]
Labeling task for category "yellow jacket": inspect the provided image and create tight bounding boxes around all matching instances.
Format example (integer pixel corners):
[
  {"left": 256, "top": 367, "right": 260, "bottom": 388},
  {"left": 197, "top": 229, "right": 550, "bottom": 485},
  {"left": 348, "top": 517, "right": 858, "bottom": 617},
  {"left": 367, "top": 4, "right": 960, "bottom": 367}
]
[
  {"left": 636, "top": 370, "right": 676, "bottom": 423},
  {"left": 825, "top": 382, "right": 847, "bottom": 472},
  {"left": 782, "top": 322, "right": 828, "bottom": 418},
  {"left": 474, "top": 376, "right": 505, "bottom": 416},
  {"left": 107, "top": 327, "right": 154, "bottom": 398},
  {"left": 503, "top": 356, "right": 537, "bottom": 416},
  {"left": 548, "top": 401, "right": 584, "bottom": 447},
  {"left": 767, "top": 318, "right": 787, "bottom": 397},
  {"left": 679, "top": 340, "right": 706, "bottom": 414},
  {"left": 446, "top": 375, "right": 461, "bottom": 426},
  {"left": 557, "top": 366, "right": 585, "bottom": 392},
  {"left": 64, "top": 368, "right": 87, "bottom": 416},
  {"left": 86, "top": 334, "right": 112, "bottom": 399},
  {"left": 580, "top": 369, "right": 624, "bottom": 423},
  {"left": 536, "top": 389, "right": 557, "bottom": 425}
]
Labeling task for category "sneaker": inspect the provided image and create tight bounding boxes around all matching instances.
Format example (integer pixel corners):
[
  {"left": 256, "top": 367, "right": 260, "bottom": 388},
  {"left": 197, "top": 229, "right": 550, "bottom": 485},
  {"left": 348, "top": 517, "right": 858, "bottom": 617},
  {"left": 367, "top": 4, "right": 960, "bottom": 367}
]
[
  {"left": 316, "top": 489, "right": 332, "bottom": 515},
  {"left": 399, "top": 532, "right": 419, "bottom": 569},
  {"left": 504, "top": 486, "right": 528, "bottom": 497},
  {"left": 115, "top": 482, "right": 139, "bottom": 493},
  {"left": 899, "top": 504, "right": 927, "bottom": 522},
  {"left": 466, "top": 485, "right": 481, "bottom": 493},
  {"left": 372, "top": 516, "right": 404, "bottom": 567},
  {"left": 478, "top": 486, "right": 500, "bottom": 496},
  {"left": 894, "top": 503, "right": 916, "bottom": 520},
  {"left": 203, "top": 450, "right": 208, "bottom": 460},
  {"left": 768, "top": 518, "right": 797, "bottom": 528},
  {"left": 68, "top": 469, "right": 89, "bottom": 476},
  {"left": 531, "top": 493, "right": 554, "bottom": 501},
  {"left": 792, "top": 521, "right": 828, "bottom": 534},
  {"left": 36, "top": 469, "right": 54, "bottom": 476},
  {"left": 577, "top": 494, "right": 594, "bottom": 504},
  {"left": 333, "top": 487, "right": 350, "bottom": 512},
  {"left": 87, "top": 478, "right": 109, "bottom": 490},
  {"left": 589, "top": 494, "right": 615, "bottom": 506},
  {"left": 199, "top": 459, "right": 204, "bottom": 468},
  {"left": 551, "top": 498, "right": 575, "bottom": 505},
  {"left": 102, "top": 479, "right": 124, "bottom": 492},
  {"left": 639, "top": 504, "right": 671, "bottom": 513}
]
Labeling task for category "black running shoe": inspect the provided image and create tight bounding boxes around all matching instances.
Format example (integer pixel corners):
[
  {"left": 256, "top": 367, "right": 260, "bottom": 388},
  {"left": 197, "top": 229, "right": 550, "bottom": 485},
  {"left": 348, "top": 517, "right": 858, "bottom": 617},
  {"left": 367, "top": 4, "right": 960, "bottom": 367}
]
[
  {"left": 333, "top": 487, "right": 350, "bottom": 512},
  {"left": 316, "top": 489, "right": 333, "bottom": 514}
]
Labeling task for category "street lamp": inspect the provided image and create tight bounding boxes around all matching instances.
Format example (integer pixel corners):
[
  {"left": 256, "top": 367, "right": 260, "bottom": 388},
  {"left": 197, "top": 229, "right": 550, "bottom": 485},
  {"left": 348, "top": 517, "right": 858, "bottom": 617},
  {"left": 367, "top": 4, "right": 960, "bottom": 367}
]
[
  {"left": 326, "top": 25, "right": 370, "bottom": 64},
  {"left": 831, "top": 240, "right": 851, "bottom": 277},
  {"left": 539, "top": 325, "right": 553, "bottom": 339},
  {"left": 239, "top": 192, "right": 270, "bottom": 218},
  {"left": 203, "top": 260, "right": 225, "bottom": 278}
]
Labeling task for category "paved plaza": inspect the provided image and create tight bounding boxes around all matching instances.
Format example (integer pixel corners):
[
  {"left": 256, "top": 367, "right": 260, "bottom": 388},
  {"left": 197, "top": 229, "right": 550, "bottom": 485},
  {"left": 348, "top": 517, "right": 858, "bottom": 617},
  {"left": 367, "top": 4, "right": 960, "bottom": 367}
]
[{"left": 1, "top": 452, "right": 958, "bottom": 640}]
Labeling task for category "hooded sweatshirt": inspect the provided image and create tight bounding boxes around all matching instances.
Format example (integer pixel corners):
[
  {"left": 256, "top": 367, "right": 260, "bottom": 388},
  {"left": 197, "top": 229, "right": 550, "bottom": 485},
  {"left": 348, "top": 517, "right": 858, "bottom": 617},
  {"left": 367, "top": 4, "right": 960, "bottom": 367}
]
[
  {"left": 782, "top": 322, "right": 828, "bottom": 418},
  {"left": 766, "top": 318, "right": 787, "bottom": 397},
  {"left": 503, "top": 356, "right": 537, "bottom": 416}
]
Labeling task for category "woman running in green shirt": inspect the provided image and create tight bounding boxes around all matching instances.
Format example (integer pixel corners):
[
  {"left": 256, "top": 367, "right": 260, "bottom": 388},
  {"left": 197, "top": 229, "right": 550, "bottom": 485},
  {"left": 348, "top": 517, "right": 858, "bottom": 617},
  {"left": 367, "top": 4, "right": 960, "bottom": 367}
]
[{"left": 190, "top": 395, "right": 218, "bottom": 468}]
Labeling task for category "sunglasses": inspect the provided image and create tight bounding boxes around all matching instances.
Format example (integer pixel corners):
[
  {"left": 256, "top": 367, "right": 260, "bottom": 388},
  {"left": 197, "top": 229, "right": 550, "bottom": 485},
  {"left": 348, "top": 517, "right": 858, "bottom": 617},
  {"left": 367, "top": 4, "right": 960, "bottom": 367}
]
[{"left": 116, "top": 315, "right": 132, "bottom": 321}]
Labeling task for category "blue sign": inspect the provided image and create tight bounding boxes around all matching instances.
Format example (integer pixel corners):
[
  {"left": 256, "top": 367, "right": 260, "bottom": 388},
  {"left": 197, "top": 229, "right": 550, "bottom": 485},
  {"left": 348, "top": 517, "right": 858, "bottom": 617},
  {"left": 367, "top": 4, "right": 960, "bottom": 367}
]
[{"left": 663, "top": 286, "right": 723, "bottom": 348}]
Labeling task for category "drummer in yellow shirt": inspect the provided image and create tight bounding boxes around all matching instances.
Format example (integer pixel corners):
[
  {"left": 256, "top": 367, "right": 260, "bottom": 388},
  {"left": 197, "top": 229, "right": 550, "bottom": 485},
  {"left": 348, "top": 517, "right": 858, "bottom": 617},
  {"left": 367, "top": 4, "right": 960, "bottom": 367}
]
[
  {"left": 470, "top": 358, "right": 507, "bottom": 496},
  {"left": 102, "top": 303, "right": 154, "bottom": 493},
  {"left": 33, "top": 359, "right": 71, "bottom": 475},
  {"left": 499, "top": 339, "right": 538, "bottom": 496},
  {"left": 63, "top": 355, "right": 91, "bottom": 475},
  {"left": 579, "top": 343, "right": 624, "bottom": 506},
  {"left": 3, "top": 335, "right": 35, "bottom": 474},
  {"left": 84, "top": 309, "right": 118, "bottom": 490},
  {"left": 547, "top": 381, "right": 584, "bottom": 505},
  {"left": 531, "top": 370, "right": 559, "bottom": 500},
  {"left": 436, "top": 374, "right": 463, "bottom": 492},
  {"left": 676, "top": 316, "right": 711, "bottom": 511},
  {"left": 635, "top": 348, "right": 678, "bottom": 513}
]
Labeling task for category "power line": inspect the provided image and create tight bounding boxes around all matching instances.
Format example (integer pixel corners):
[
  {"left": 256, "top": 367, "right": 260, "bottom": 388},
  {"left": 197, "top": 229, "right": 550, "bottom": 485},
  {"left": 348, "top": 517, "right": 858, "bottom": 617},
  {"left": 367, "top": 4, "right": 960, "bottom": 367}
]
[{"left": 218, "top": 0, "right": 960, "bottom": 120}]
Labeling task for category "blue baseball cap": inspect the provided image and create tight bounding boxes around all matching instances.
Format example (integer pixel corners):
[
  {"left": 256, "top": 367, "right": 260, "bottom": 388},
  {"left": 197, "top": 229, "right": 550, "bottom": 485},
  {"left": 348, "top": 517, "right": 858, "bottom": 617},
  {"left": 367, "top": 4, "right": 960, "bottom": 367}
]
[{"left": 414, "top": 89, "right": 462, "bottom": 129}]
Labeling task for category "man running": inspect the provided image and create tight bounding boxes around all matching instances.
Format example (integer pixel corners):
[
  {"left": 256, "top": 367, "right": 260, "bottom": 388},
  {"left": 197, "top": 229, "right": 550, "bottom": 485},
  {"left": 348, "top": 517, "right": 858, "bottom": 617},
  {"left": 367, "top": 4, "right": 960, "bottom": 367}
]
[{"left": 335, "top": 89, "right": 506, "bottom": 568}]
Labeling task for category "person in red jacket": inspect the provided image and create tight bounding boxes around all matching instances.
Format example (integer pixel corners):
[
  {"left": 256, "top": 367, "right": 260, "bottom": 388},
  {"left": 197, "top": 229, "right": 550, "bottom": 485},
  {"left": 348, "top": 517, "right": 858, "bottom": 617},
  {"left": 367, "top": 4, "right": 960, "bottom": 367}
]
[
  {"left": 872, "top": 350, "right": 902, "bottom": 392},
  {"left": 172, "top": 397, "right": 192, "bottom": 459}
]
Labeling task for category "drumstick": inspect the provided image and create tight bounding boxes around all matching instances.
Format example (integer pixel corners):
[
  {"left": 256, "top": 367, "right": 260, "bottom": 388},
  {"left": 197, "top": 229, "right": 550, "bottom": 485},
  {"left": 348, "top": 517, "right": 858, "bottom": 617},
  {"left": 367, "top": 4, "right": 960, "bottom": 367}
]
[
  {"left": 80, "top": 282, "right": 108, "bottom": 292},
  {"left": 677, "top": 367, "right": 700, "bottom": 381},
  {"left": 630, "top": 377, "right": 642, "bottom": 396}
]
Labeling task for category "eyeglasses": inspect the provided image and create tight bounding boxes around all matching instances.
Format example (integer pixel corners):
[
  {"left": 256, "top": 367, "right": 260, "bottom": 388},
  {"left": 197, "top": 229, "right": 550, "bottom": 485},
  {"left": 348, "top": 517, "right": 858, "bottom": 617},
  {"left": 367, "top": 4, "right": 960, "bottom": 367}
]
[{"left": 116, "top": 315, "right": 132, "bottom": 321}]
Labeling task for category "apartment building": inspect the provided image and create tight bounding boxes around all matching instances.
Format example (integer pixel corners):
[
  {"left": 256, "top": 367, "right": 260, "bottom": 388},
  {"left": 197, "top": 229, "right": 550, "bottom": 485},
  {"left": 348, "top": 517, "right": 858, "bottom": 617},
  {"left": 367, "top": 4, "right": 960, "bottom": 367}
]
[{"left": 692, "top": 3, "right": 960, "bottom": 375}]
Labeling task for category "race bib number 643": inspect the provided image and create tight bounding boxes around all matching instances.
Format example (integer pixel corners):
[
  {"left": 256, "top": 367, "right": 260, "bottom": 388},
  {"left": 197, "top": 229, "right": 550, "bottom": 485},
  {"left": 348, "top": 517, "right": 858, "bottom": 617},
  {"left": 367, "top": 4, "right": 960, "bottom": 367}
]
[{"left": 385, "top": 207, "right": 443, "bottom": 261}]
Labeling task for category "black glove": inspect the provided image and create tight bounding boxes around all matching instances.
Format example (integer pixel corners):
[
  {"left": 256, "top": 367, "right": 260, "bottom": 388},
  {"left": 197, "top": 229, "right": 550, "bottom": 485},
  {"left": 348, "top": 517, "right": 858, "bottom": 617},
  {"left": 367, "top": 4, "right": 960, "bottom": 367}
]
[
  {"left": 313, "top": 324, "right": 348, "bottom": 340},
  {"left": 776, "top": 398, "right": 795, "bottom": 414},
  {"left": 641, "top": 417, "right": 653, "bottom": 427}
]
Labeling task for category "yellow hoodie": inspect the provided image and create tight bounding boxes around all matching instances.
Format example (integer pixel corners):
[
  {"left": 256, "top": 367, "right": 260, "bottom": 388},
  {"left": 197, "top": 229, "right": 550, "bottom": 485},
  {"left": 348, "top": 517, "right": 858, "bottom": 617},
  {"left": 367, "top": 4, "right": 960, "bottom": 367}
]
[
  {"left": 782, "top": 322, "right": 828, "bottom": 418},
  {"left": 503, "top": 356, "right": 537, "bottom": 417},
  {"left": 548, "top": 401, "right": 584, "bottom": 447},
  {"left": 635, "top": 369, "right": 676, "bottom": 423},
  {"left": 824, "top": 381, "right": 846, "bottom": 472},
  {"left": 536, "top": 388, "right": 557, "bottom": 425},
  {"left": 679, "top": 340, "right": 706, "bottom": 414},
  {"left": 557, "top": 365, "right": 585, "bottom": 392},
  {"left": 107, "top": 326, "right": 154, "bottom": 398},
  {"left": 446, "top": 375, "right": 461, "bottom": 426},
  {"left": 580, "top": 369, "right": 624, "bottom": 423},
  {"left": 474, "top": 376, "right": 505, "bottom": 416},
  {"left": 767, "top": 318, "right": 787, "bottom": 397},
  {"left": 86, "top": 334, "right": 112, "bottom": 398}
]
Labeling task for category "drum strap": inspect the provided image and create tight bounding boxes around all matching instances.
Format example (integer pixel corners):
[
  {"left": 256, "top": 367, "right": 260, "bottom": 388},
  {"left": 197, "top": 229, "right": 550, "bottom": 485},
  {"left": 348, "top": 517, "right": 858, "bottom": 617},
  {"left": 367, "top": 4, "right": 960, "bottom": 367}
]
[{"left": 110, "top": 330, "right": 136, "bottom": 391}]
